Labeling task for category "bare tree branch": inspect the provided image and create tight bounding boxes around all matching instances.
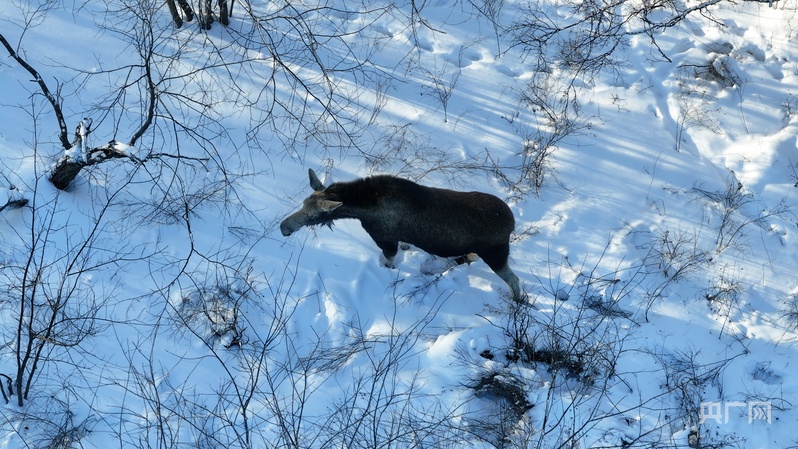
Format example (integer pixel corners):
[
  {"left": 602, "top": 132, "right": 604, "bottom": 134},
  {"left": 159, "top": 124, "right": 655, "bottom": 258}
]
[{"left": 0, "top": 33, "right": 70, "bottom": 151}]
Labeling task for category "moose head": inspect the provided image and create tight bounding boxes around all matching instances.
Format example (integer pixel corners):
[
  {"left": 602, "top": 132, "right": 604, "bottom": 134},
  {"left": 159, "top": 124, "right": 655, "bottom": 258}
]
[{"left": 280, "top": 169, "right": 342, "bottom": 236}]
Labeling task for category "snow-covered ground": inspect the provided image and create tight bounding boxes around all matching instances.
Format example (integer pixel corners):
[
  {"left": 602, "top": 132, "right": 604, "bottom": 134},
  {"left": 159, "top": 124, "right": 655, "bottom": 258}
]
[{"left": 1, "top": 0, "right": 797, "bottom": 447}]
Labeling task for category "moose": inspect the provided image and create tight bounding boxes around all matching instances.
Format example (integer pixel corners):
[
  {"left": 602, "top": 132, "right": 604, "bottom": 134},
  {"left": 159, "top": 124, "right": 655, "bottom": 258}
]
[{"left": 280, "top": 169, "right": 523, "bottom": 301}]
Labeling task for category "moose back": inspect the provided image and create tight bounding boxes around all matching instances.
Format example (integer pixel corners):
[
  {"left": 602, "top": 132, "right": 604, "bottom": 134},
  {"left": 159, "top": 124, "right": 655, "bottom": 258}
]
[{"left": 280, "top": 169, "right": 522, "bottom": 300}]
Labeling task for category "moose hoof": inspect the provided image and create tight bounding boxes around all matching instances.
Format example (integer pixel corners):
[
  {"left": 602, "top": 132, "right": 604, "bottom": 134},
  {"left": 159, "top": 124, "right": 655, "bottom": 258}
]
[
  {"left": 380, "top": 254, "right": 396, "bottom": 269},
  {"left": 453, "top": 253, "right": 478, "bottom": 265}
]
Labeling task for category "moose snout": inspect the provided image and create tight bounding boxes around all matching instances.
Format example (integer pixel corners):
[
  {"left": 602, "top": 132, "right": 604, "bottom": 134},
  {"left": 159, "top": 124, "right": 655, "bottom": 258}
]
[
  {"left": 280, "top": 222, "right": 294, "bottom": 237},
  {"left": 280, "top": 213, "right": 303, "bottom": 236}
]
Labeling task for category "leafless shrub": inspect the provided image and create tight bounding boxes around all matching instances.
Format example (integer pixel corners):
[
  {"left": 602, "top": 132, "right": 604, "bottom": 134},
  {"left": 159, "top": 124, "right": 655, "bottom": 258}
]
[
  {"left": 40, "top": 415, "right": 90, "bottom": 449},
  {"left": 465, "top": 367, "right": 535, "bottom": 448},
  {"left": 782, "top": 289, "right": 798, "bottom": 332},
  {"left": 112, "top": 340, "right": 189, "bottom": 449},
  {"left": 368, "top": 79, "right": 391, "bottom": 126},
  {"left": 499, "top": 256, "right": 629, "bottom": 384},
  {"left": 491, "top": 79, "right": 586, "bottom": 199},
  {"left": 362, "top": 123, "right": 493, "bottom": 184},
  {"left": 508, "top": 0, "right": 730, "bottom": 89},
  {"left": 683, "top": 55, "right": 744, "bottom": 89},
  {"left": 503, "top": 0, "right": 729, "bottom": 195},
  {"left": 488, "top": 276, "right": 640, "bottom": 448},
  {"left": 634, "top": 226, "right": 711, "bottom": 320},
  {"left": 110, "top": 257, "right": 299, "bottom": 449},
  {"left": 694, "top": 176, "right": 793, "bottom": 254},
  {"left": 0, "top": 174, "right": 129, "bottom": 407},
  {"left": 510, "top": 222, "right": 541, "bottom": 244},
  {"left": 676, "top": 53, "right": 751, "bottom": 142},
  {"left": 781, "top": 94, "right": 798, "bottom": 121},
  {"left": 647, "top": 227, "right": 711, "bottom": 281},
  {"left": 789, "top": 159, "right": 798, "bottom": 187},
  {"left": 419, "top": 57, "right": 461, "bottom": 123},
  {"left": 518, "top": 81, "right": 585, "bottom": 195},
  {"left": 469, "top": 0, "right": 505, "bottom": 55},
  {"left": 172, "top": 279, "right": 252, "bottom": 349},
  {"left": 316, "top": 296, "right": 467, "bottom": 449},
  {"left": 674, "top": 68, "right": 724, "bottom": 152},
  {"left": 3, "top": 394, "right": 92, "bottom": 449},
  {"left": 653, "top": 348, "right": 743, "bottom": 449},
  {"left": 471, "top": 370, "right": 534, "bottom": 415},
  {"left": 703, "top": 267, "right": 744, "bottom": 338}
]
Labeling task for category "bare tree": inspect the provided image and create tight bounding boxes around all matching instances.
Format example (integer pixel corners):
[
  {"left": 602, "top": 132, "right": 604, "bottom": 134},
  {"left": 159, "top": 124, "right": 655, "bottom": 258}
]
[
  {"left": 165, "top": 0, "right": 195, "bottom": 28},
  {"left": 0, "top": 15, "right": 210, "bottom": 191},
  {"left": 0, "top": 149, "right": 137, "bottom": 407},
  {"left": 166, "top": 0, "right": 232, "bottom": 29},
  {"left": 2, "top": 0, "right": 398, "bottom": 192}
]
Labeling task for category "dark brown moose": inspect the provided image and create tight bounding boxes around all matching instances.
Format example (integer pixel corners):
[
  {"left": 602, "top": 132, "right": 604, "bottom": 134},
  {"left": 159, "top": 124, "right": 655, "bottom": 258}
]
[{"left": 280, "top": 169, "right": 522, "bottom": 301}]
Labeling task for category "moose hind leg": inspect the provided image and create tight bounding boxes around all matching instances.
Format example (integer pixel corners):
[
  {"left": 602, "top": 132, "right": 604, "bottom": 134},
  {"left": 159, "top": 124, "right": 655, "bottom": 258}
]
[
  {"left": 480, "top": 247, "right": 522, "bottom": 301},
  {"left": 494, "top": 265, "right": 522, "bottom": 301}
]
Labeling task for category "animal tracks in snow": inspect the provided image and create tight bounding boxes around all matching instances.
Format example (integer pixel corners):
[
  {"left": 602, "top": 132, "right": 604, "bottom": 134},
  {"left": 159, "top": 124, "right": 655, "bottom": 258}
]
[{"left": 750, "top": 362, "right": 784, "bottom": 386}]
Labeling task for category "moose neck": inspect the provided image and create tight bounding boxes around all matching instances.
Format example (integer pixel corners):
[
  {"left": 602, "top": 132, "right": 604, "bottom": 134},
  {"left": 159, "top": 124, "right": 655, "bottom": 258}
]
[{"left": 324, "top": 176, "right": 388, "bottom": 221}]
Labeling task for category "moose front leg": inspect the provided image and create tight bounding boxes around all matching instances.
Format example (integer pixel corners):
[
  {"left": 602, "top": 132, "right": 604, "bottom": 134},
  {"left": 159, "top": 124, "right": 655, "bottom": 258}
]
[{"left": 374, "top": 240, "right": 399, "bottom": 268}]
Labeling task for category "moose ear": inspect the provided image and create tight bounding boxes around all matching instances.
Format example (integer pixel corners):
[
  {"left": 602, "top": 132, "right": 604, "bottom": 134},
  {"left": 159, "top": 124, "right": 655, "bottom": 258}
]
[
  {"left": 319, "top": 200, "right": 343, "bottom": 212},
  {"left": 309, "top": 169, "right": 326, "bottom": 191}
]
